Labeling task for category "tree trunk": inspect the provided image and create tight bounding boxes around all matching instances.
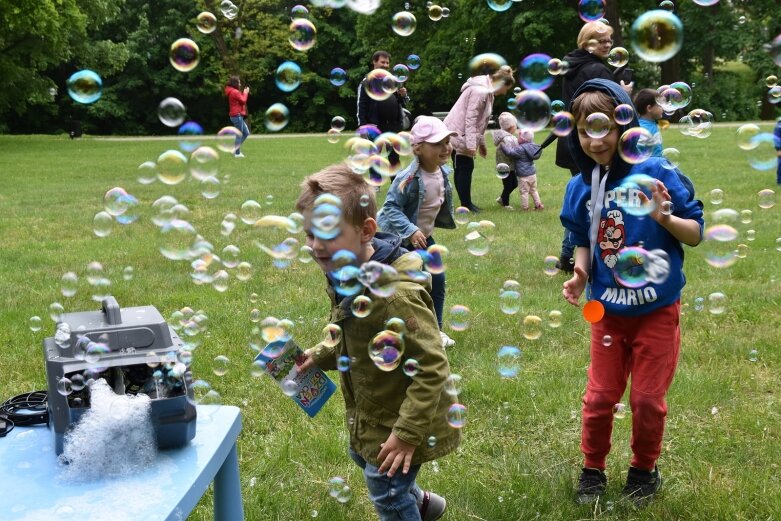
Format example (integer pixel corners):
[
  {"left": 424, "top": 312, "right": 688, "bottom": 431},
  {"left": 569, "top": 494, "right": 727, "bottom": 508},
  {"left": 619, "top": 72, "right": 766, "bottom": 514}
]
[
  {"left": 605, "top": 0, "right": 623, "bottom": 47},
  {"left": 203, "top": 0, "right": 239, "bottom": 75}
]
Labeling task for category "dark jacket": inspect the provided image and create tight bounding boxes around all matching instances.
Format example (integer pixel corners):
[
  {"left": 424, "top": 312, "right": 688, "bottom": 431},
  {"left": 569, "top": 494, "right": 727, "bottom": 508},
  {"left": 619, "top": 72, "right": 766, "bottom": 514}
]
[
  {"left": 309, "top": 233, "right": 460, "bottom": 465},
  {"left": 357, "top": 75, "right": 408, "bottom": 132},
  {"left": 547, "top": 49, "right": 626, "bottom": 172}
]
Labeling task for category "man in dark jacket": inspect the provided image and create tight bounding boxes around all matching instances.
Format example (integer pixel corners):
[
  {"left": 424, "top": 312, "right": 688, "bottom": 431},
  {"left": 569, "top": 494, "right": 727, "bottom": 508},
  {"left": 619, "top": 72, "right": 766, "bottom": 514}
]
[{"left": 357, "top": 51, "right": 410, "bottom": 177}]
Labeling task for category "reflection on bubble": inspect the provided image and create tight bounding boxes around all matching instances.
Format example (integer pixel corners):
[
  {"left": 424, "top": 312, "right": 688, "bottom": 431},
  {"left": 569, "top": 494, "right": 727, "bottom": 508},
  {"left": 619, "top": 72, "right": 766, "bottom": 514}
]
[
  {"left": 578, "top": 0, "right": 605, "bottom": 22},
  {"left": 621, "top": 173, "right": 657, "bottom": 216},
  {"left": 522, "top": 315, "right": 542, "bottom": 340},
  {"left": 363, "top": 69, "right": 399, "bottom": 102},
  {"left": 368, "top": 330, "right": 405, "bottom": 371},
  {"left": 448, "top": 305, "right": 470, "bottom": 331},
  {"left": 512, "top": 90, "right": 551, "bottom": 131},
  {"left": 614, "top": 104, "right": 635, "bottom": 125},
  {"left": 351, "top": 295, "right": 373, "bottom": 318},
  {"left": 330, "top": 67, "right": 347, "bottom": 86},
  {"left": 629, "top": 10, "right": 683, "bottom": 63},
  {"left": 446, "top": 403, "right": 466, "bottom": 428},
  {"left": 607, "top": 47, "right": 629, "bottom": 68},
  {"left": 497, "top": 345, "right": 521, "bottom": 378},
  {"left": 170, "top": 38, "right": 200, "bottom": 72},
  {"left": 585, "top": 112, "right": 611, "bottom": 139},
  {"left": 157, "top": 149, "right": 188, "bottom": 185},
  {"left": 391, "top": 11, "right": 416, "bottom": 36},
  {"left": 519, "top": 53, "right": 553, "bottom": 91},
  {"left": 551, "top": 112, "right": 574, "bottom": 137},
  {"left": 289, "top": 18, "right": 317, "bottom": 51},
  {"left": 197, "top": 11, "right": 217, "bottom": 34},
  {"left": 265, "top": 103, "right": 290, "bottom": 131},
  {"left": 618, "top": 127, "right": 653, "bottom": 164},
  {"left": 454, "top": 206, "right": 470, "bottom": 226},
  {"left": 402, "top": 358, "right": 420, "bottom": 377},
  {"left": 67, "top": 70, "right": 103, "bottom": 104},
  {"left": 703, "top": 224, "right": 738, "bottom": 268},
  {"left": 322, "top": 323, "right": 342, "bottom": 348}
]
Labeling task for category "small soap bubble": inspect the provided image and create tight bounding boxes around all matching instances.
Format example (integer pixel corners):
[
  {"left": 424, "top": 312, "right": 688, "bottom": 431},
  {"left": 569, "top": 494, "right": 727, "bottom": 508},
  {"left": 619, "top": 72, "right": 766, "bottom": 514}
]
[
  {"left": 169, "top": 38, "right": 200, "bottom": 72},
  {"left": 322, "top": 323, "right": 342, "bottom": 348},
  {"left": 613, "top": 403, "right": 627, "bottom": 419},
  {"left": 746, "top": 229, "right": 756, "bottom": 241},
  {"left": 49, "top": 302, "right": 64, "bottom": 322},
  {"left": 368, "top": 330, "right": 405, "bottom": 371},
  {"left": 385, "top": 317, "right": 407, "bottom": 334},
  {"left": 607, "top": 46, "right": 629, "bottom": 68},
  {"left": 158, "top": 97, "right": 186, "bottom": 127},
  {"left": 543, "top": 255, "right": 560, "bottom": 276},
  {"left": 499, "top": 287, "right": 521, "bottom": 315},
  {"left": 351, "top": 295, "right": 373, "bottom": 318},
  {"left": 448, "top": 305, "right": 470, "bottom": 331},
  {"left": 707, "top": 292, "right": 726, "bottom": 314},
  {"left": 403, "top": 359, "right": 421, "bottom": 377},
  {"left": 602, "top": 335, "right": 613, "bottom": 347},
  {"left": 486, "top": 0, "right": 513, "bottom": 12},
  {"left": 265, "top": 103, "right": 290, "bottom": 132},
  {"left": 281, "top": 379, "right": 299, "bottom": 396},
  {"left": 748, "top": 349, "right": 758, "bottom": 362},
  {"left": 197, "top": 11, "right": 217, "bottom": 34},
  {"left": 66, "top": 70, "right": 103, "bottom": 104},
  {"left": 427, "top": 435, "right": 437, "bottom": 447},
  {"left": 454, "top": 206, "right": 471, "bottom": 225},
  {"left": 213, "top": 355, "right": 230, "bottom": 376},
  {"left": 336, "top": 485, "right": 352, "bottom": 504},
  {"left": 522, "top": 315, "right": 542, "bottom": 340},
  {"left": 407, "top": 54, "right": 421, "bottom": 70},
  {"left": 497, "top": 345, "right": 521, "bottom": 378},
  {"left": 29, "top": 316, "right": 42, "bottom": 332},
  {"left": 629, "top": 10, "right": 683, "bottom": 63},
  {"left": 740, "top": 210, "right": 752, "bottom": 224},
  {"left": 275, "top": 61, "right": 302, "bottom": 92},
  {"left": 61, "top": 272, "right": 78, "bottom": 297},
  {"left": 328, "top": 476, "right": 346, "bottom": 497},
  {"left": 548, "top": 309, "right": 563, "bottom": 328},
  {"left": 289, "top": 18, "right": 317, "bottom": 51},
  {"left": 446, "top": 403, "right": 467, "bottom": 428},
  {"left": 710, "top": 188, "right": 724, "bottom": 205},
  {"left": 445, "top": 374, "right": 462, "bottom": 396},
  {"left": 57, "top": 378, "right": 73, "bottom": 396},
  {"left": 584, "top": 112, "right": 611, "bottom": 139},
  {"left": 392, "top": 11, "right": 417, "bottom": 36},
  {"left": 694, "top": 296, "right": 705, "bottom": 311},
  {"left": 329, "top": 67, "right": 347, "bottom": 86},
  {"left": 93, "top": 211, "right": 114, "bottom": 237},
  {"left": 758, "top": 189, "right": 775, "bottom": 209},
  {"left": 337, "top": 355, "right": 351, "bottom": 372}
]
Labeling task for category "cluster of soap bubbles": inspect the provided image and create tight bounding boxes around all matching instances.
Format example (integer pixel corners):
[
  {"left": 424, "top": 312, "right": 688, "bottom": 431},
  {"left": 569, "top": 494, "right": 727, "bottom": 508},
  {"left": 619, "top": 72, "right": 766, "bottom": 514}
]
[
  {"left": 736, "top": 124, "right": 780, "bottom": 171},
  {"left": 678, "top": 109, "right": 714, "bottom": 139},
  {"left": 93, "top": 187, "right": 140, "bottom": 237},
  {"left": 343, "top": 132, "right": 413, "bottom": 183},
  {"left": 220, "top": 0, "right": 239, "bottom": 19},
  {"left": 656, "top": 82, "right": 693, "bottom": 114},
  {"left": 168, "top": 307, "right": 210, "bottom": 352},
  {"left": 328, "top": 476, "right": 353, "bottom": 504},
  {"left": 427, "top": 4, "right": 451, "bottom": 21}
]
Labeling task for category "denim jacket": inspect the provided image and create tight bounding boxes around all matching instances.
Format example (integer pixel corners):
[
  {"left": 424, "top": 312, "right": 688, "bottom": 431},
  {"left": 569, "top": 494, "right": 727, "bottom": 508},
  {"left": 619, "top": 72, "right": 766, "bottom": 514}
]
[{"left": 377, "top": 159, "right": 456, "bottom": 240}]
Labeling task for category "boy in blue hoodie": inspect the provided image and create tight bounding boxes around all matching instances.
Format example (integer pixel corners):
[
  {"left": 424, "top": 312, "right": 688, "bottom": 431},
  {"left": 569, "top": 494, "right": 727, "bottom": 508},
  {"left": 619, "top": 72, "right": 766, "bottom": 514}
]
[
  {"left": 774, "top": 117, "right": 781, "bottom": 185},
  {"left": 560, "top": 79, "right": 704, "bottom": 506}
]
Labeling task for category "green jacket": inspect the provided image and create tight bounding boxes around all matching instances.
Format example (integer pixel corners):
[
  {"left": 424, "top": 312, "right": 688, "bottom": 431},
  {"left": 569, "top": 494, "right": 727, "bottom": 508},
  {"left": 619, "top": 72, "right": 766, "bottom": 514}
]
[{"left": 309, "top": 249, "right": 461, "bottom": 466}]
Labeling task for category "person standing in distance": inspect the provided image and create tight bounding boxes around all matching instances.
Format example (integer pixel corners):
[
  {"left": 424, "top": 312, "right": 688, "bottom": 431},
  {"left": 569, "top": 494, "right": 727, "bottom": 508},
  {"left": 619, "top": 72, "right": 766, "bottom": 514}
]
[
  {"left": 224, "top": 75, "right": 250, "bottom": 158},
  {"left": 357, "top": 51, "right": 410, "bottom": 178}
]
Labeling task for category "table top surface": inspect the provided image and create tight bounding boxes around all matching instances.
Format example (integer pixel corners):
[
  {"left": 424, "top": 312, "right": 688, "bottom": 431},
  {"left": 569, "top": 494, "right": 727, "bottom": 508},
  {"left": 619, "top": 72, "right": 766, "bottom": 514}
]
[{"left": 0, "top": 405, "right": 241, "bottom": 521}]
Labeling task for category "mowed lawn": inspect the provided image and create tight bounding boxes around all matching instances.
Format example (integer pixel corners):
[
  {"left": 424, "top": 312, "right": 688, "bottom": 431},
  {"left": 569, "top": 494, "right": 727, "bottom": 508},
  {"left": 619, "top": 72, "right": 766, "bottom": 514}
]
[{"left": 0, "top": 123, "right": 779, "bottom": 520}]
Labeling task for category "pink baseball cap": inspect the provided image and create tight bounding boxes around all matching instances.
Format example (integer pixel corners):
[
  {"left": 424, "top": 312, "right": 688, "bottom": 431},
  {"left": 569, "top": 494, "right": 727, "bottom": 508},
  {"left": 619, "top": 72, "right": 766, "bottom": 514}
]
[{"left": 410, "top": 116, "right": 457, "bottom": 145}]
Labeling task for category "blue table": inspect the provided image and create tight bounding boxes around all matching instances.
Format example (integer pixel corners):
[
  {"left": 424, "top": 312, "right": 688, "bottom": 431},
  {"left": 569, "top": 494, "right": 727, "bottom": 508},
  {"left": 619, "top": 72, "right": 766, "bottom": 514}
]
[{"left": 0, "top": 405, "right": 243, "bottom": 521}]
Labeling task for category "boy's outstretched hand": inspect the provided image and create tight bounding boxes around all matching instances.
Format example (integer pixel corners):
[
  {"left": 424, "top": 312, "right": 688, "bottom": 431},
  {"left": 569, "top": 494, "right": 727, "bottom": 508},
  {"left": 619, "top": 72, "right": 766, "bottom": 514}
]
[
  {"left": 562, "top": 266, "right": 588, "bottom": 306},
  {"left": 377, "top": 432, "right": 416, "bottom": 477},
  {"left": 638, "top": 179, "right": 671, "bottom": 223}
]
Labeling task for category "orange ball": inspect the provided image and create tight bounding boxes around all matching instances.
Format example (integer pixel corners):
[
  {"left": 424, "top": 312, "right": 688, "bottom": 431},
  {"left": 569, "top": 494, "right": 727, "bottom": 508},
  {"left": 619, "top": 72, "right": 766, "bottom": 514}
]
[{"left": 582, "top": 300, "right": 605, "bottom": 323}]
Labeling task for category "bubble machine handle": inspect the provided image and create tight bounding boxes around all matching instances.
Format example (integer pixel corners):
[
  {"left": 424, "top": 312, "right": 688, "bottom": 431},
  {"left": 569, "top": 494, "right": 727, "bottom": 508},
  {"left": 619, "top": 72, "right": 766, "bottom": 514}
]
[{"left": 101, "top": 296, "right": 122, "bottom": 325}]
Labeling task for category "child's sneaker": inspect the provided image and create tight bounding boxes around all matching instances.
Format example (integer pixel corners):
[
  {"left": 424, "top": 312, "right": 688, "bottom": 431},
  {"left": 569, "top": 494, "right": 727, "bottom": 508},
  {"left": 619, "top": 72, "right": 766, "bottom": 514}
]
[
  {"left": 440, "top": 331, "right": 456, "bottom": 348},
  {"left": 575, "top": 467, "right": 607, "bottom": 504},
  {"left": 534, "top": 204, "right": 545, "bottom": 210},
  {"left": 418, "top": 490, "right": 447, "bottom": 521},
  {"left": 622, "top": 466, "right": 662, "bottom": 507},
  {"left": 234, "top": 152, "right": 245, "bottom": 158}
]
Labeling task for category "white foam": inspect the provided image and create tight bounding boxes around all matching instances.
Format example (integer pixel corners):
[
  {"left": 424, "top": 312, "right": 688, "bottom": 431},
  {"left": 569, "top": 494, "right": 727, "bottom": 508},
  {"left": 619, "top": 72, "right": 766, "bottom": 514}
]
[{"left": 59, "top": 379, "right": 156, "bottom": 482}]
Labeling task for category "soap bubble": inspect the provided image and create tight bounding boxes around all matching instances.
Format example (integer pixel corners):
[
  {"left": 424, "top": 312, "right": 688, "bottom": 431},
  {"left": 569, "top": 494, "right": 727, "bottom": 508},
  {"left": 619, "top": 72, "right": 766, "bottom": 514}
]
[
  {"left": 137, "top": 160, "right": 157, "bottom": 185},
  {"left": 584, "top": 112, "right": 611, "bottom": 139},
  {"left": 391, "top": 11, "right": 416, "bottom": 36},
  {"left": 281, "top": 379, "right": 299, "bottom": 396},
  {"left": 522, "top": 315, "right": 542, "bottom": 340},
  {"left": 512, "top": 89, "right": 551, "bottom": 131},
  {"left": 736, "top": 124, "right": 760, "bottom": 150},
  {"left": 213, "top": 355, "right": 230, "bottom": 376},
  {"left": 614, "top": 104, "right": 635, "bottom": 125},
  {"left": 747, "top": 134, "right": 779, "bottom": 170},
  {"left": 468, "top": 53, "right": 507, "bottom": 77},
  {"left": 602, "top": 335, "right": 613, "bottom": 347},
  {"left": 496, "top": 163, "right": 511, "bottom": 180},
  {"left": 543, "top": 255, "right": 560, "bottom": 276},
  {"left": 49, "top": 302, "right": 64, "bottom": 322},
  {"left": 629, "top": 10, "right": 683, "bottom": 63},
  {"left": 707, "top": 292, "right": 726, "bottom": 314},
  {"left": 196, "top": 11, "right": 217, "bottom": 34},
  {"left": 322, "top": 323, "right": 342, "bottom": 348},
  {"left": 402, "top": 359, "right": 420, "bottom": 377},
  {"left": 613, "top": 403, "right": 627, "bottom": 419},
  {"left": 661, "top": 147, "right": 680, "bottom": 169},
  {"left": 578, "top": 0, "right": 606, "bottom": 22},
  {"left": 289, "top": 18, "right": 316, "bottom": 51},
  {"left": 497, "top": 345, "right": 521, "bottom": 378},
  {"left": 618, "top": 127, "right": 654, "bottom": 164},
  {"left": 368, "top": 330, "right": 405, "bottom": 371},
  {"left": 499, "top": 287, "right": 521, "bottom": 315},
  {"left": 157, "top": 149, "right": 188, "bottom": 185},
  {"left": 350, "top": 295, "right": 373, "bottom": 318},
  {"left": 169, "top": 38, "right": 200, "bottom": 72},
  {"left": 407, "top": 54, "right": 421, "bottom": 70},
  {"left": 709, "top": 188, "right": 724, "bottom": 205},
  {"left": 329, "top": 67, "right": 347, "bottom": 86},
  {"left": 703, "top": 224, "right": 738, "bottom": 268},
  {"left": 29, "top": 316, "right": 42, "bottom": 332},
  {"left": 548, "top": 309, "right": 563, "bottom": 328},
  {"left": 392, "top": 63, "right": 410, "bottom": 83},
  {"left": 93, "top": 211, "right": 113, "bottom": 238},
  {"left": 446, "top": 403, "right": 467, "bottom": 428},
  {"left": 66, "top": 70, "right": 102, "bottom": 104},
  {"left": 607, "top": 47, "right": 630, "bottom": 68},
  {"left": 444, "top": 374, "right": 462, "bottom": 396},
  {"left": 158, "top": 97, "right": 186, "bottom": 127},
  {"left": 758, "top": 189, "right": 775, "bottom": 209},
  {"left": 519, "top": 53, "right": 554, "bottom": 91},
  {"left": 448, "top": 305, "right": 470, "bottom": 331},
  {"left": 620, "top": 173, "right": 657, "bottom": 216},
  {"left": 265, "top": 103, "right": 290, "bottom": 131},
  {"left": 551, "top": 111, "right": 575, "bottom": 137},
  {"left": 454, "top": 206, "right": 470, "bottom": 225},
  {"left": 61, "top": 272, "right": 78, "bottom": 297},
  {"left": 428, "top": 4, "right": 443, "bottom": 21},
  {"left": 363, "top": 69, "right": 399, "bottom": 101},
  {"left": 275, "top": 61, "right": 302, "bottom": 92},
  {"left": 547, "top": 59, "right": 566, "bottom": 76},
  {"left": 57, "top": 377, "right": 73, "bottom": 396},
  {"left": 486, "top": 0, "right": 512, "bottom": 12}
]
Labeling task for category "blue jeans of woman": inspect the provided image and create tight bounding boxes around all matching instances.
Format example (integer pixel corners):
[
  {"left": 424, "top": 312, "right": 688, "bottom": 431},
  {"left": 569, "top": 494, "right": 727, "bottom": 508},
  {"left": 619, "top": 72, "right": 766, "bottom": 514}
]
[
  {"left": 349, "top": 447, "right": 423, "bottom": 521},
  {"left": 426, "top": 235, "right": 446, "bottom": 330},
  {"left": 229, "top": 115, "right": 250, "bottom": 154}
]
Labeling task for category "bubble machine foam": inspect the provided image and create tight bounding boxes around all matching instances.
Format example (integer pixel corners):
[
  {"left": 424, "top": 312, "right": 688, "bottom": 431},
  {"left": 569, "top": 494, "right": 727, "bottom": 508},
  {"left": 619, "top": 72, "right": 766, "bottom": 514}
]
[{"left": 44, "top": 297, "right": 196, "bottom": 455}]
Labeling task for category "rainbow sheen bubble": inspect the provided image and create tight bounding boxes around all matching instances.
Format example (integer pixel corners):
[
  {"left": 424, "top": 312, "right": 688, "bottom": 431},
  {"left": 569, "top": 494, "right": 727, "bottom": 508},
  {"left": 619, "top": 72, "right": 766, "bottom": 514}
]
[
  {"left": 368, "top": 330, "right": 405, "bottom": 371},
  {"left": 522, "top": 315, "right": 542, "bottom": 340},
  {"left": 57, "top": 377, "right": 73, "bottom": 396},
  {"left": 578, "top": 0, "right": 606, "bottom": 22},
  {"left": 607, "top": 47, "right": 630, "bottom": 68},
  {"left": 551, "top": 111, "right": 575, "bottom": 137},
  {"left": 602, "top": 334, "right": 613, "bottom": 347},
  {"left": 197, "top": 11, "right": 217, "bottom": 34},
  {"left": 630, "top": 10, "right": 683, "bottom": 63},
  {"left": 213, "top": 127, "right": 240, "bottom": 155},
  {"left": 326, "top": 67, "right": 347, "bottom": 88},
  {"left": 707, "top": 292, "right": 726, "bottom": 314},
  {"left": 448, "top": 304, "right": 470, "bottom": 331},
  {"left": 406, "top": 54, "right": 421, "bottom": 70},
  {"left": 499, "top": 286, "right": 521, "bottom": 315},
  {"left": 93, "top": 211, "right": 113, "bottom": 237},
  {"left": 486, "top": 0, "right": 513, "bottom": 11},
  {"left": 265, "top": 103, "right": 289, "bottom": 131},
  {"left": 620, "top": 173, "right": 657, "bottom": 216},
  {"left": 584, "top": 112, "right": 611, "bottom": 138},
  {"left": 424, "top": 244, "right": 448, "bottom": 275},
  {"left": 428, "top": 4, "right": 443, "bottom": 21},
  {"left": 758, "top": 189, "right": 775, "bottom": 209},
  {"left": 703, "top": 224, "right": 738, "bottom": 268},
  {"left": 612, "top": 246, "right": 654, "bottom": 288},
  {"left": 736, "top": 124, "right": 760, "bottom": 151},
  {"left": 391, "top": 11, "right": 416, "bottom": 36},
  {"left": 659, "top": 0, "right": 674, "bottom": 11},
  {"left": 614, "top": 104, "right": 635, "bottom": 125},
  {"left": 661, "top": 147, "right": 680, "bottom": 170},
  {"left": 328, "top": 116, "right": 346, "bottom": 132},
  {"left": 512, "top": 89, "right": 550, "bottom": 131},
  {"left": 711, "top": 208, "right": 738, "bottom": 225},
  {"left": 454, "top": 206, "right": 471, "bottom": 225},
  {"left": 170, "top": 38, "right": 200, "bottom": 72},
  {"left": 669, "top": 81, "right": 693, "bottom": 109},
  {"left": 548, "top": 309, "right": 563, "bottom": 328},
  {"left": 289, "top": 18, "right": 316, "bottom": 51},
  {"left": 442, "top": 7, "right": 451, "bottom": 17},
  {"left": 158, "top": 97, "right": 186, "bottom": 127},
  {"left": 275, "top": 61, "right": 301, "bottom": 92},
  {"left": 177, "top": 121, "right": 204, "bottom": 152},
  {"left": 392, "top": 63, "right": 410, "bottom": 83},
  {"left": 497, "top": 345, "right": 521, "bottom": 378},
  {"left": 747, "top": 134, "right": 779, "bottom": 170},
  {"left": 333, "top": 355, "right": 350, "bottom": 372},
  {"left": 291, "top": 4, "right": 308, "bottom": 17},
  {"left": 363, "top": 68, "right": 399, "bottom": 101},
  {"left": 547, "top": 58, "right": 567, "bottom": 76},
  {"left": 403, "top": 359, "right": 421, "bottom": 377},
  {"left": 320, "top": 322, "right": 342, "bottom": 348},
  {"left": 613, "top": 403, "right": 627, "bottom": 419},
  {"left": 679, "top": 108, "right": 713, "bottom": 138},
  {"left": 350, "top": 295, "right": 373, "bottom": 318},
  {"left": 156, "top": 149, "right": 188, "bottom": 185},
  {"left": 519, "top": 53, "right": 554, "bottom": 91},
  {"left": 469, "top": 53, "right": 508, "bottom": 77},
  {"left": 550, "top": 99, "right": 565, "bottom": 113},
  {"left": 540, "top": 255, "right": 560, "bottom": 276},
  {"left": 446, "top": 403, "right": 467, "bottom": 428},
  {"left": 464, "top": 220, "right": 494, "bottom": 256},
  {"left": 66, "top": 70, "right": 102, "bottom": 104},
  {"left": 618, "top": 127, "right": 654, "bottom": 165},
  {"left": 137, "top": 160, "right": 157, "bottom": 185}
]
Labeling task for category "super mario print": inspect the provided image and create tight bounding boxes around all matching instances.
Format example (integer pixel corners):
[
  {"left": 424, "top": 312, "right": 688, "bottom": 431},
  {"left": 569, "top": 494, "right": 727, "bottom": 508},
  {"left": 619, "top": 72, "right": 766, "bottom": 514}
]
[{"left": 597, "top": 209, "right": 625, "bottom": 269}]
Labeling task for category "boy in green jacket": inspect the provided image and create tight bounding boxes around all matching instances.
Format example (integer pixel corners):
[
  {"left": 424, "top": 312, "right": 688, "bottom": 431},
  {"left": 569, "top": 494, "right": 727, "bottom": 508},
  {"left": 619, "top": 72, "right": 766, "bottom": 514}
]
[{"left": 297, "top": 163, "right": 460, "bottom": 521}]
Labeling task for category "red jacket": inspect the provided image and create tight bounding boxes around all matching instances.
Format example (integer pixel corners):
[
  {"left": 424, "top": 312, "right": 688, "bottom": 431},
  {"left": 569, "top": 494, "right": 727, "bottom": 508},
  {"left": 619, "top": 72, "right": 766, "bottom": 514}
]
[{"left": 224, "top": 85, "right": 248, "bottom": 117}]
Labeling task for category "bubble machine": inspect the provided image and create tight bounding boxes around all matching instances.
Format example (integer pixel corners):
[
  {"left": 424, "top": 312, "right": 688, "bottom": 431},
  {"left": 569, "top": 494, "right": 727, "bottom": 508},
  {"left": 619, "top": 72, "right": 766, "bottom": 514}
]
[{"left": 43, "top": 297, "right": 196, "bottom": 455}]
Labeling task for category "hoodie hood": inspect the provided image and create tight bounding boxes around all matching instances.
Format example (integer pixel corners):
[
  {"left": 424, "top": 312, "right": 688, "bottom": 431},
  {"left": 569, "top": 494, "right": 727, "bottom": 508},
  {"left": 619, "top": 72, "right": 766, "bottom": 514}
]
[
  {"left": 567, "top": 78, "right": 639, "bottom": 183},
  {"left": 562, "top": 49, "right": 604, "bottom": 81},
  {"left": 460, "top": 74, "right": 491, "bottom": 93}
]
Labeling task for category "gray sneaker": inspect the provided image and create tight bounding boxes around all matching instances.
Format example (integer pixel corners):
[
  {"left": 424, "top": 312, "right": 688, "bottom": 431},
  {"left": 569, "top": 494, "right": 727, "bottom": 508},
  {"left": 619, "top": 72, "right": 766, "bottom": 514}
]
[{"left": 418, "top": 490, "right": 447, "bottom": 521}]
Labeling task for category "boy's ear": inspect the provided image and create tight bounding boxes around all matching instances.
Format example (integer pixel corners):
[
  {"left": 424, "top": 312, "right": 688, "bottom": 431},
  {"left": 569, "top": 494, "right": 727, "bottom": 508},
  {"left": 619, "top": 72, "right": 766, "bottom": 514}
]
[{"left": 360, "top": 217, "right": 378, "bottom": 243}]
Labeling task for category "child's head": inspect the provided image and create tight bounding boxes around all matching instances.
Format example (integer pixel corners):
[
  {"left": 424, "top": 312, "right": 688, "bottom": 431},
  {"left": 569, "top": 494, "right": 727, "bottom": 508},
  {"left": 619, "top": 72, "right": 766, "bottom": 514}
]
[
  {"left": 497, "top": 112, "right": 517, "bottom": 134},
  {"left": 411, "top": 116, "right": 457, "bottom": 170},
  {"left": 572, "top": 89, "right": 619, "bottom": 166},
  {"left": 518, "top": 129, "right": 534, "bottom": 144},
  {"left": 295, "top": 163, "right": 378, "bottom": 272},
  {"left": 633, "top": 88, "right": 663, "bottom": 120}
]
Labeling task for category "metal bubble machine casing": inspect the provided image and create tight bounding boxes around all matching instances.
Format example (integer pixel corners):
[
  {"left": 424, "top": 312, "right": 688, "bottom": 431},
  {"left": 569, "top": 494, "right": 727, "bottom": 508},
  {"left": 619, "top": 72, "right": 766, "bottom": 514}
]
[{"left": 43, "top": 297, "right": 196, "bottom": 455}]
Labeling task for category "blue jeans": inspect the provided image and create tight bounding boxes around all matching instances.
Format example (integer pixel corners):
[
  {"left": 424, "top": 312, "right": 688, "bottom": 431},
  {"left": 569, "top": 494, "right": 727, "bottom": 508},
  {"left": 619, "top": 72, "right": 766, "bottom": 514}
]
[
  {"left": 229, "top": 115, "right": 250, "bottom": 153},
  {"left": 349, "top": 447, "right": 422, "bottom": 521},
  {"left": 426, "top": 236, "right": 446, "bottom": 330}
]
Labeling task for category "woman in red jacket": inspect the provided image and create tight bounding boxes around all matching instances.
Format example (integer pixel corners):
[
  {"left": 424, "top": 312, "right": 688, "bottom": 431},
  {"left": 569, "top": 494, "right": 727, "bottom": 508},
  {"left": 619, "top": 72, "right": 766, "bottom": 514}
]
[{"left": 224, "top": 75, "right": 250, "bottom": 158}]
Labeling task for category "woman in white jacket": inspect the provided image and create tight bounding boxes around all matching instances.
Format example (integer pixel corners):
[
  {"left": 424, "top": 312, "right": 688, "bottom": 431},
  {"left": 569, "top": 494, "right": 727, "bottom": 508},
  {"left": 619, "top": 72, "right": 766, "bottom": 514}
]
[{"left": 443, "top": 66, "right": 514, "bottom": 213}]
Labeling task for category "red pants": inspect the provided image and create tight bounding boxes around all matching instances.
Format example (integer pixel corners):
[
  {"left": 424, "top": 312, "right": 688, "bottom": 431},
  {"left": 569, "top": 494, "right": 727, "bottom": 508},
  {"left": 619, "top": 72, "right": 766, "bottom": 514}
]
[{"left": 581, "top": 301, "right": 681, "bottom": 471}]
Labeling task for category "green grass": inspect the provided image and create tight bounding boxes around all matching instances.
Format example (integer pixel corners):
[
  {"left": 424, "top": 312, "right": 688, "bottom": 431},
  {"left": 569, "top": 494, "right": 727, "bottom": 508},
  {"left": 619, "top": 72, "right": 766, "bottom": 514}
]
[{"left": 1, "top": 124, "right": 780, "bottom": 520}]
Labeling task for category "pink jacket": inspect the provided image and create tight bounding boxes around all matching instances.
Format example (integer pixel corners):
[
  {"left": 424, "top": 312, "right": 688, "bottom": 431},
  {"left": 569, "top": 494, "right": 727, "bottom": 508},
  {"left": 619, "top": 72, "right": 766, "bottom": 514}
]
[{"left": 443, "top": 75, "right": 495, "bottom": 155}]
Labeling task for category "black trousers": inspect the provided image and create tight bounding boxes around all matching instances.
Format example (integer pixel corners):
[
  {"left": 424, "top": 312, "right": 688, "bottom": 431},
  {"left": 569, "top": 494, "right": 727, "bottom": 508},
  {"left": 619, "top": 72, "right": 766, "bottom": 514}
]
[
  {"left": 452, "top": 152, "right": 475, "bottom": 207},
  {"left": 498, "top": 174, "right": 518, "bottom": 206}
]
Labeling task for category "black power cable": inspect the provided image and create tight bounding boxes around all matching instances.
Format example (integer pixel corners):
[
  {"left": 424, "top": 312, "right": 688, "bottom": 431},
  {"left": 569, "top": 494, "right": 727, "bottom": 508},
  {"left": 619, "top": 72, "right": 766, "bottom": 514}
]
[{"left": 0, "top": 391, "right": 48, "bottom": 437}]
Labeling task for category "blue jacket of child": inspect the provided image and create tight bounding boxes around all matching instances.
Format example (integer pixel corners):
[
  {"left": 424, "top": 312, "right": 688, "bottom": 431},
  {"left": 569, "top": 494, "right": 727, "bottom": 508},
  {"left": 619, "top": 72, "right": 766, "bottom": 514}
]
[
  {"left": 377, "top": 158, "right": 456, "bottom": 240},
  {"left": 560, "top": 79, "right": 704, "bottom": 316},
  {"left": 501, "top": 140, "right": 543, "bottom": 177},
  {"left": 638, "top": 118, "right": 663, "bottom": 157}
]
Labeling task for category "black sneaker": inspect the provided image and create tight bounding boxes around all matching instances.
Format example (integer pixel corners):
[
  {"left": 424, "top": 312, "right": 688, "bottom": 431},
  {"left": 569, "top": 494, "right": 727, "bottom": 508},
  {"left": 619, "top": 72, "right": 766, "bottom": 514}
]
[
  {"left": 556, "top": 256, "right": 575, "bottom": 273},
  {"left": 576, "top": 467, "right": 607, "bottom": 504},
  {"left": 465, "top": 204, "right": 481, "bottom": 214},
  {"left": 622, "top": 466, "right": 662, "bottom": 506}
]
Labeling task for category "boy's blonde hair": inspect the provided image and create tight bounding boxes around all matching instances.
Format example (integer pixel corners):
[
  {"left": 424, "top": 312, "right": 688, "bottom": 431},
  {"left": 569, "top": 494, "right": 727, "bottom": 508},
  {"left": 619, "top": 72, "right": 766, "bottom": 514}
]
[
  {"left": 295, "top": 163, "right": 377, "bottom": 227},
  {"left": 571, "top": 90, "right": 617, "bottom": 123},
  {"left": 497, "top": 112, "right": 517, "bottom": 132},
  {"left": 577, "top": 21, "right": 613, "bottom": 50}
]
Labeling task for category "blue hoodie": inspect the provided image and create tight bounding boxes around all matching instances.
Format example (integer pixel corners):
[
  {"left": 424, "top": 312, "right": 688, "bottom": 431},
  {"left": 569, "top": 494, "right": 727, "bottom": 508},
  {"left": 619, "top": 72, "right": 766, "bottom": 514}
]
[{"left": 560, "top": 79, "right": 704, "bottom": 316}]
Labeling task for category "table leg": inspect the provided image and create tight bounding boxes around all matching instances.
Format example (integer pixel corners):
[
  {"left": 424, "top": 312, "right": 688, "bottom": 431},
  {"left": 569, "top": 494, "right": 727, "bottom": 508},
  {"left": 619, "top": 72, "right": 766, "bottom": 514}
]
[{"left": 214, "top": 442, "right": 244, "bottom": 520}]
